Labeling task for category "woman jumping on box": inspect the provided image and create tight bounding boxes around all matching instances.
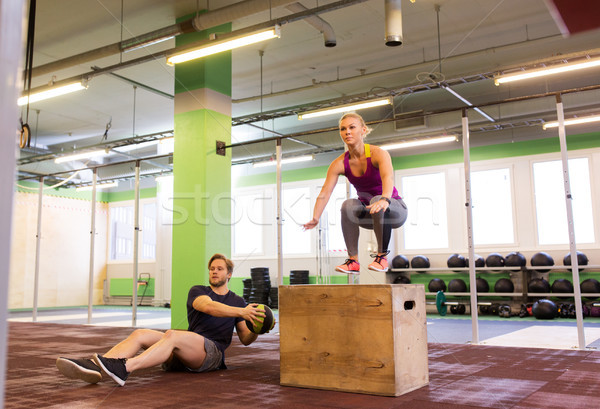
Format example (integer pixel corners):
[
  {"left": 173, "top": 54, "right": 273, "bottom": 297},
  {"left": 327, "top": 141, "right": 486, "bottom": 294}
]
[{"left": 303, "top": 112, "right": 408, "bottom": 274}]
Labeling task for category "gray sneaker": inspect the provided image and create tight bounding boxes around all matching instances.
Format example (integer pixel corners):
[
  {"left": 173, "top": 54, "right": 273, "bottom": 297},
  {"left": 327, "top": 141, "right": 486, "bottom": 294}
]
[{"left": 56, "top": 357, "right": 102, "bottom": 384}]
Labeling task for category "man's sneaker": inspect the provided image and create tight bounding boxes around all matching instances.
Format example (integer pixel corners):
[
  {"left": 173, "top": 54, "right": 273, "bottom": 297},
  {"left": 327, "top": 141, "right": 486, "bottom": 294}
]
[
  {"left": 56, "top": 357, "right": 102, "bottom": 384},
  {"left": 368, "top": 254, "right": 389, "bottom": 272},
  {"left": 335, "top": 259, "right": 360, "bottom": 274},
  {"left": 93, "top": 354, "right": 129, "bottom": 386}
]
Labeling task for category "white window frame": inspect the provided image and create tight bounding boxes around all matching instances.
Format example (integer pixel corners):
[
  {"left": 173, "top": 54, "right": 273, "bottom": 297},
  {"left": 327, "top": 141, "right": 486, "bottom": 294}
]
[
  {"left": 231, "top": 186, "right": 274, "bottom": 258},
  {"left": 395, "top": 166, "right": 454, "bottom": 253},
  {"left": 466, "top": 163, "right": 518, "bottom": 248},
  {"left": 107, "top": 198, "right": 157, "bottom": 264},
  {"left": 530, "top": 152, "right": 597, "bottom": 249}
]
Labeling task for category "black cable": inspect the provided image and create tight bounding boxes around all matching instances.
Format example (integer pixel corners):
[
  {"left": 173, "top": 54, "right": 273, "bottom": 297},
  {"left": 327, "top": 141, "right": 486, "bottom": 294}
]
[{"left": 20, "top": 0, "right": 36, "bottom": 148}]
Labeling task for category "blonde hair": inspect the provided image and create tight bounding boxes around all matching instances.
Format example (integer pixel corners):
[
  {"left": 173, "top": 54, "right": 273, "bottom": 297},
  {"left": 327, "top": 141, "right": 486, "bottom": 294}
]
[
  {"left": 208, "top": 253, "right": 234, "bottom": 274},
  {"left": 339, "top": 112, "right": 372, "bottom": 136}
]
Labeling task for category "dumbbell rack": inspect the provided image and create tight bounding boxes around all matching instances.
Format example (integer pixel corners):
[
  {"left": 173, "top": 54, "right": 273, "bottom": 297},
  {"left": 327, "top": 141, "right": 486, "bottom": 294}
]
[{"left": 389, "top": 264, "right": 600, "bottom": 315}]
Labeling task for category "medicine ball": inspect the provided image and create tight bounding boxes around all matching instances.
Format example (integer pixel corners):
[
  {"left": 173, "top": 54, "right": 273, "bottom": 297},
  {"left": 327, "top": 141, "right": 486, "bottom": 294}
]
[
  {"left": 528, "top": 278, "right": 550, "bottom": 293},
  {"left": 428, "top": 278, "right": 446, "bottom": 292},
  {"left": 393, "top": 275, "right": 411, "bottom": 284},
  {"left": 580, "top": 278, "right": 600, "bottom": 300},
  {"left": 532, "top": 299, "right": 558, "bottom": 319},
  {"left": 447, "top": 254, "right": 466, "bottom": 271},
  {"left": 392, "top": 255, "right": 410, "bottom": 269},
  {"left": 476, "top": 277, "right": 489, "bottom": 292},
  {"left": 494, "top": 278, "right": 514, "bottom": 293},
  {"left": 448, "top": 278, "right": 467, "bottom": 292},
  {"left": 551, "top": 278, "right": 574, "bottom": 294},
  {"left": 465, "top": 254, "right": 485, "bottom": 268},
  {"left": 245, "top": 304, "right": 275, "bottom": 334},
  {"left": 564, "top": 251, "right": 588, "bottom": 272},
  {"left": 505, "top": 252, "right": 526, "bottom": 271},
  {"left": 530, "top": 252, "right": 554, "bottom": 273},
  {"left": 411, "top": 255, "right": 430, "bottom": 272},
  {"left": 590, "top": 306, "right": 600, "bottom": 317},
  {"left": 485, "top": 253, "right": 505, "bottom": 271}
]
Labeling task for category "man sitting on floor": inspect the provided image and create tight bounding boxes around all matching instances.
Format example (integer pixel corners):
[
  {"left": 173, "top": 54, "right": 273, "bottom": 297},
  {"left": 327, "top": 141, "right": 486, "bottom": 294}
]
[{"left": 56, "top": 253, "right": 272, "bottom": 386}]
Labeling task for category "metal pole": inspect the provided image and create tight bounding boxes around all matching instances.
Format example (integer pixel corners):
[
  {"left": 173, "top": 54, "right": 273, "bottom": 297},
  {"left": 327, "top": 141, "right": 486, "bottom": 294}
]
[
  {"left": 462, "top": 109, "right": 480, "bottom": 345},
  {"left": 87, "top": 169, "right": 97, "bottom": 324},
  {"left": 1, "top": 2, "right": 25, "bottom": 403},
  {"left": 132, "top": 161, "right": 140, "bottom": 326},
  {"left": 344, "top": 145, "right": 356, "bottom": 284},
  {"left": 276, "top": 138, "right": 283, "bottom": 286},
  {"left": 555, "top": 94, "right": 585, "bottom": 349},
  {"left": 32, "top": 177, "right": 44, "bottom": 322}
]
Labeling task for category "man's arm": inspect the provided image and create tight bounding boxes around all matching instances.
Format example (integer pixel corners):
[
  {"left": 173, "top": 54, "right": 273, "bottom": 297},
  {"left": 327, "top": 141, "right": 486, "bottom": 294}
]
[
  {"left": 235, "top": 320, "right": 259, "bottom": 346},
  {"left": 192, "top": 295, "right": 264, "bottom": 322}
]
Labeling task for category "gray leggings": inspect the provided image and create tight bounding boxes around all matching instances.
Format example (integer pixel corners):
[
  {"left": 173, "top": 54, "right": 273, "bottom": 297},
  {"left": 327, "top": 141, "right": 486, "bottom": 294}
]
[{"left": 340, "top": 195, "right": 408, "bottom": 256}]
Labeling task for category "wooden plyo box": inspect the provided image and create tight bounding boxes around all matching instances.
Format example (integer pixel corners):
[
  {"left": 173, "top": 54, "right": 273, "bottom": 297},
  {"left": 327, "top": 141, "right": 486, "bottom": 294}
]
[{"left": 279, "top": 284, "right": 428, "bottom": 396}]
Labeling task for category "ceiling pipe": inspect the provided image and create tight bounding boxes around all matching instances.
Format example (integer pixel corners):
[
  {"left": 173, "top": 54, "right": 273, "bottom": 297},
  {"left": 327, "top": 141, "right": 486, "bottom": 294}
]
[
  {"left": 286, "top": 2, "right": 336, "bottom": 47},
  {"left": 30, "top": 0, "right": 358, "bottom": 80},
  {"left": 193, "top": 0, "right": 296, "bottom": 30},
  {"left": 30, "top": 22, "right": 194, "bottom": 78},
  {"left": 30, "top": 0, "right": 296, "bottom": 79},
  {"left": 385, "top": 0, "right": 403, "bottom": 46}
]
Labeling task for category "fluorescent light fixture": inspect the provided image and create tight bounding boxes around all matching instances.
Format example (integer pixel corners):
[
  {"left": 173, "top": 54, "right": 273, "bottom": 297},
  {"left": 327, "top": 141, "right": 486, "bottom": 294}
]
[
  {"left": 113, "top": 140, "right": 160, "bottom": 153},
  {"left": 166, "top": 25, "right": 280, "bottom": 65},
  {"left": 123, "top": 35, "right": 175, "bottom": 53},
  {"left": 55, "top": 150, "right": 107, "bottom": 164},
  {"left": 253, "top": 155, "right": 314, "bottom": 168},
  {"left": 18, "top": 81, "right": 87, "bottom": 106},
  {"left": 494, "top": 57, "right": 600, "bottom": 85},
  {"left": 441, "top": 84, "right": 495, "bottom": 122},
  {"left": 298, "top": 97, "right": 392, "bottom": 120},
  {"left": 380, "top": 135, "right": 458, "bottom": 151},
  {"left": 75, "top": 181, "right": 118, "bottom": 191},
  {"left": 542, "top": 114, "right": 600, "bottom": 130}
]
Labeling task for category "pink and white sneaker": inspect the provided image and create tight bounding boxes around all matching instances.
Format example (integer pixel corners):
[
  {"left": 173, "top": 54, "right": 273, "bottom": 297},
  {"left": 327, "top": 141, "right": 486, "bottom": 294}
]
[
  {"left": 335, "top": 259, "right": 360, "bottom": 274},
  {"left": 368, "top": 254, "right": 389, "bottom": 272}
]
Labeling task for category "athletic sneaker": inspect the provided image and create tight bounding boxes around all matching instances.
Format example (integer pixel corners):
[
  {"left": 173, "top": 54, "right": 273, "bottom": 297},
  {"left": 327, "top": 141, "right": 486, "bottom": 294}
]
[
  {"left": 93, "top": 354, "right": 129, "bottom": 386},
  {"left": 335, "top": 259, "right": 360, "bottom": 274},
  {"left": 56, "top": 357, "right": 102, "bottom": 384},
  {"left": 368, "top": 254, "right": 389, "bottom": 272}
]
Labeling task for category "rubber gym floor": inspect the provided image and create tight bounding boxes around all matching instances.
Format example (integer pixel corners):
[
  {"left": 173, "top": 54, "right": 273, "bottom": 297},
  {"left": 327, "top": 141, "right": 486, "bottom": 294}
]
[{"left": 6, "top": 307, "right": 600, "bottom": 408}]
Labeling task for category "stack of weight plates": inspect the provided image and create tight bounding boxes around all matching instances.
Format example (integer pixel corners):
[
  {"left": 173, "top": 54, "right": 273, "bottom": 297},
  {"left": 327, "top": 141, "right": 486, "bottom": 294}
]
[
  {"left": 269, "top": 287, "right": 278, "bottom": 309},
  {"left": 242, "top": 278, "right": 252, "bottom": 303},
  {"left": 249, "top": 267, "right": 271, "bottom": 305},
  {"left": 290, "top": 270, "right": 309, "bottom": 285}
]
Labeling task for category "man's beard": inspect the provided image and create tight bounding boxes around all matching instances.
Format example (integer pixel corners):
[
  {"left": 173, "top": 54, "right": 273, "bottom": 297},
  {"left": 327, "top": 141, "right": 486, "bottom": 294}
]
[{"left": 210, "top": 276, "right": 228, "bottom": 288}]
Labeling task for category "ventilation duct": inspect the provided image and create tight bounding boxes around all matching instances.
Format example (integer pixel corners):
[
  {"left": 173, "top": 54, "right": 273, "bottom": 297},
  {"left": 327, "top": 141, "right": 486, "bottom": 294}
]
[
  {"left": 385, "top": 0, "right": 403, "bottom": 46},
  {"left": 286, "top": 2, "right": 336, "bottom": 47},
  {"left": 193, "top": 0, "right": 296, "bottom": 31},
  {"left": 394, "top": 110, "right": 426, "bottom": 131}
]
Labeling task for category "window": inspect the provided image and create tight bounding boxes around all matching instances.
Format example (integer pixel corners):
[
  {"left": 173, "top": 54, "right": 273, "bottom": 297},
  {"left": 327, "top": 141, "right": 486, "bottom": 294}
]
[
  {"left": 533, "top": 157, "right": 595, "bottom": 245},
  {"left": 232, "top": 191, "right": 270, "bottom": 256},
  {"left": 109, "top": 200, "right": 156, "bottom": 261},
  {"left": 401, "top": 172, "right": 449, "bottom": 249},
  {"left": 142, "top": 202, "right": 156, "bottom": 259},
  {"left": 323, "top": 183, "right": 356, "bottom": 252},
  {"left": 470, "top": 168, "right": 515, "bottom": 245},
  {"left": 282, "top": 187, "right": 311, "bottom": 254}
]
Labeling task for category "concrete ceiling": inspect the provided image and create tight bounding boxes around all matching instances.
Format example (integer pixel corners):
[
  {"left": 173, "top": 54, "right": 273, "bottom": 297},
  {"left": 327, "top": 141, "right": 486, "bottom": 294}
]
[{"left": 16, "top": 0, "right": 600, "bottom": 184}]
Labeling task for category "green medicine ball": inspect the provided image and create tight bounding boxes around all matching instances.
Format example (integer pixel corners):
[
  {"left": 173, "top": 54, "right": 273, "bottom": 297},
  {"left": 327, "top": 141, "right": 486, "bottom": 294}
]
[{"left": 246, "top": 304, "right": 275, "bottom": 334}]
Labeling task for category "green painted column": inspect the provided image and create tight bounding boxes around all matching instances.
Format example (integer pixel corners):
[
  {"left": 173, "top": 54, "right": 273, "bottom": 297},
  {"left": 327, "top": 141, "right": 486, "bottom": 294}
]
[{"left": 171, "top": 22, "right": 232, "bottom": 329}]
